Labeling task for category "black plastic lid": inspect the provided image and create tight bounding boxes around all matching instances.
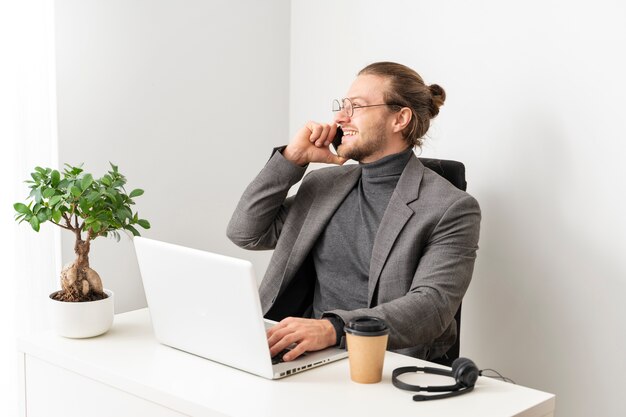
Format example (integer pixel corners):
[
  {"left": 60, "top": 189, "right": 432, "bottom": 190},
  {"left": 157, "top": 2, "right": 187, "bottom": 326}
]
[{"left": 344, "top": 316, "right": 389, "bottom": 337}]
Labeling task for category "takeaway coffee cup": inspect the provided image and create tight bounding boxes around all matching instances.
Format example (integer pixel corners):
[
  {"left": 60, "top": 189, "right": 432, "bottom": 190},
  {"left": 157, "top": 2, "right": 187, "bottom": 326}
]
[{"left": 344, "top": 316, "right": 389, "bottom": 383}]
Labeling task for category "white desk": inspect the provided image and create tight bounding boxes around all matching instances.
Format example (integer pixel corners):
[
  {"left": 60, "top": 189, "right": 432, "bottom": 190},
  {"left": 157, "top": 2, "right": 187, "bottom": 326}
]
[{"left": 17, "top": 309, "right": 555, "bottom": 417}]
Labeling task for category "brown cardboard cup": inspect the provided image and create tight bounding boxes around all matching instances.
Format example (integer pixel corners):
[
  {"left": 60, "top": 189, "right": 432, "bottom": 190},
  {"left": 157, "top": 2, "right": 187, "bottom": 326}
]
[{"left": 344, "top": 317, "right": 389, "bottom": 384}]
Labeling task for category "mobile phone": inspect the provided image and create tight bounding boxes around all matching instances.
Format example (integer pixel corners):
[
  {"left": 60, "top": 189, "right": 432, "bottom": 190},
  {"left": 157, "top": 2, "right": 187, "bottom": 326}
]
[{"left": 331, "top": 126, "right": 343, "bottom": 153}]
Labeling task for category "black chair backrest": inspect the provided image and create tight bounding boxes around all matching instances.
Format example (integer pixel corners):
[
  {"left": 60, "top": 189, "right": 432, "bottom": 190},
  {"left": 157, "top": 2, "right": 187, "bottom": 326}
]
[
  {"left": 419, "top": 158, "right": 467, "bottom": 191},
  {"left": 418, "top": 157, "right": 466, "bottom": 366}
]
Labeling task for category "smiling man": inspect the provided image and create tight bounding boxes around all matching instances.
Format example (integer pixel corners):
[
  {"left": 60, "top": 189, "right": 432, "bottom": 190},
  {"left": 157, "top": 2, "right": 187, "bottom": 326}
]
[{"left": 227, "top": 62, "right": 481, "bottom": 363}]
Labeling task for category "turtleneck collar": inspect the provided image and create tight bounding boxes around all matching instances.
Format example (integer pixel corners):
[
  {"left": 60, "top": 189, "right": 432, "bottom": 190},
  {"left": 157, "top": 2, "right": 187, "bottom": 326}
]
[{"left": 359, "top": 146, "right": 413, "bottom": 178}]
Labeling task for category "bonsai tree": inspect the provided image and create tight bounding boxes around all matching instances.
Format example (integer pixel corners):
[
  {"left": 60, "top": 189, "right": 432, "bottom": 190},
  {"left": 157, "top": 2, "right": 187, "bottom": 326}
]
[{"left": 14, "top": 163, "right": 150, "bottom": 302}]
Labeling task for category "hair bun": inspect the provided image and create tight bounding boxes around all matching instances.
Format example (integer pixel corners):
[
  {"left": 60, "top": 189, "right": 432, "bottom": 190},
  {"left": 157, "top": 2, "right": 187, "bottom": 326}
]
[{"left": 428, "top": 84, "right": 446, "bottom": 116}]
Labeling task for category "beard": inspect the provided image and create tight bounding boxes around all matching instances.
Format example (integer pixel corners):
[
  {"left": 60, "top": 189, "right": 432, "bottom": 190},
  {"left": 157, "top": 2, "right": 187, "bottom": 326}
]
[{"left": 338, "top": 121, "right": 388, "bottom": 162}]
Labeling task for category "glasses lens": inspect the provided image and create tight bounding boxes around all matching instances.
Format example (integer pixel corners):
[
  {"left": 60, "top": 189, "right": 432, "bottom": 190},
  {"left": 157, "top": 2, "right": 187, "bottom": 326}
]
[
  {"left": 343, "top": 98, "right": 353, "bottom": 117},
  {"left": 332, "top": 99, "right": 341, "bottom": 112}
]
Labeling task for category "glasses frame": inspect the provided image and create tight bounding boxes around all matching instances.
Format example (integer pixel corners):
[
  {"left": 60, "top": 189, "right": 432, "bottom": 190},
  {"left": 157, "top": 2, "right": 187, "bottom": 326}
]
[{"left": 332, "top": 97, "right": 401, "bottom": 118}]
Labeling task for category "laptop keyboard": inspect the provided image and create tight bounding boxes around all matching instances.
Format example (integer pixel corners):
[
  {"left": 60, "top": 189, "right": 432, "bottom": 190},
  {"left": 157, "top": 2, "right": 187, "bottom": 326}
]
[
  {"left": 271, "top": 348, "right": 291, "bottom": 365},
  {"left": 271, "top": 348, "right": 307, "bottom": 365}
]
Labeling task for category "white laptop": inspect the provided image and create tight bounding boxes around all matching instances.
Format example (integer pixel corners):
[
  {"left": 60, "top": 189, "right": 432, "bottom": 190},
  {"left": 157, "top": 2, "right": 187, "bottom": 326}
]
[{"left": 133, "top": 237, "right": 348, "bottom": 379}]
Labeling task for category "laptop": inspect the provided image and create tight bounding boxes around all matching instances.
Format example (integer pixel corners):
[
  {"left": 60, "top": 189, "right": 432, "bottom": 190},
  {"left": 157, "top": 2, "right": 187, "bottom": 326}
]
[{"left": 133, "top": 237, "right": 348, "bottom": 379}]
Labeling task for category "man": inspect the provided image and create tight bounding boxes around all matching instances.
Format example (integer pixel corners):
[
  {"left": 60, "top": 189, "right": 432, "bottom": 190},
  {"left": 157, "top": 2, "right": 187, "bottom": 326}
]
[{"left": 227, "top": 62, "right": 481, "bottom": 362}]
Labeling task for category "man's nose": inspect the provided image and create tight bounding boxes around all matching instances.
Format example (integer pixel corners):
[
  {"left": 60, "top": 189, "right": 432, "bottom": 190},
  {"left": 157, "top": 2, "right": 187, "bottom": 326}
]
[{"left": 334, "top": 109, "right": 350, "bottom": 124}]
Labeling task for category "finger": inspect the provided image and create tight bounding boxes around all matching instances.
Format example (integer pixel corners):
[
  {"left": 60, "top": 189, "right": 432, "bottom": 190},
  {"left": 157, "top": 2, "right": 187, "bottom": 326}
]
[
  {"left": 269, "top": 332, "right": 300, "bottom": 357},
  {"left": 267, "top": 316, "right": 298, "bottom": 336},
  {"left": 304, "top": 121, "right": 316, "bottom": 134},
  {"left": 315, "top": 124, "right": 331, "bottom": 147},
  {"left": 283, "top": 342, "right": 308, "bottom": 362},
  {"left": 325, "top": 153, "right": 349, "bottom": 165},
  {"left": 325, "top": 124, "right": 338, "bottom": 147},
  {"left": 267, "top": 326, "right": 292, "bottom": 348},
  {"left": 307, "top": 123, "right": 323, "bottom": 143}
]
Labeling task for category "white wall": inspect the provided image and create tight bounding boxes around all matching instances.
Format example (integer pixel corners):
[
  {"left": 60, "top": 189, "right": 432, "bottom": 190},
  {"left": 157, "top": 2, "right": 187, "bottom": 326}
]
[
  {"left": 54, "top": 0, "right": 290, "bottom": 312},
  {"left": 290, "top": 1, "right": 625, "bottom": 416},
  {"left": 51, "top": 0, "right": 626, "bottom": 415}
]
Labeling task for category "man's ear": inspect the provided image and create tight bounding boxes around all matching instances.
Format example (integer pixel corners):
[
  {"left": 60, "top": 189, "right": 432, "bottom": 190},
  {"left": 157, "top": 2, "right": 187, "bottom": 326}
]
[{"left": 392, "top": 107, "right": 412, "bottom": 133}]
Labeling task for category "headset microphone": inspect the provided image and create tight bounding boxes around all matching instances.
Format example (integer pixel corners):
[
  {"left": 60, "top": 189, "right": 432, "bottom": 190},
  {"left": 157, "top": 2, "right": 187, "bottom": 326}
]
[{"left": 392, "top": 357, "right": 480, "bottom": 402}]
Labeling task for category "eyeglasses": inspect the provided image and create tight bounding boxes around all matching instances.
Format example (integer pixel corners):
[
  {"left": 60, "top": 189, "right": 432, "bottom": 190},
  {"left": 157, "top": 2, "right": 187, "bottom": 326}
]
[{"left": 332, "top": 97, "right": 400, "bottom": 118}]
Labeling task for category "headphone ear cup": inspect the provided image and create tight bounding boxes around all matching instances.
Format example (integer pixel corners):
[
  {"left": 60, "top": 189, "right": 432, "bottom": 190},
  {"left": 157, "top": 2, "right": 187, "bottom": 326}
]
[
  {"left": 451, "top": 357, "right": 468, "bottom": 374},
  {"left": 451, "top": 357, "right": 479, "bottom": 388}
]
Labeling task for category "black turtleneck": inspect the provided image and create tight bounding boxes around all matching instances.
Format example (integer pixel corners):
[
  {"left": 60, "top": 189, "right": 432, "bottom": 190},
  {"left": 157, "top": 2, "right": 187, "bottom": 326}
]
[{"left": 312, "top": 147, "right": 413, "bottom": 321}]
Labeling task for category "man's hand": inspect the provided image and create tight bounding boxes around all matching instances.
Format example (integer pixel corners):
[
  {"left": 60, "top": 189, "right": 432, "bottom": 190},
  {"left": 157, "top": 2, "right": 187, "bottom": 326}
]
[
  {"left": 282, "top": 121, "right": 348, "bottom": 166},
  {"left": 267, "top": 317, "right": 337, "bottom": 361}
]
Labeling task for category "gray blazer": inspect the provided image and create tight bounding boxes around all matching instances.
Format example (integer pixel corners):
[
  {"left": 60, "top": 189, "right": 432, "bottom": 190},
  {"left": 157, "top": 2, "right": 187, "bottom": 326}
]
[{"left": 227, "top": 150, "right": 481, "bottom": 359}]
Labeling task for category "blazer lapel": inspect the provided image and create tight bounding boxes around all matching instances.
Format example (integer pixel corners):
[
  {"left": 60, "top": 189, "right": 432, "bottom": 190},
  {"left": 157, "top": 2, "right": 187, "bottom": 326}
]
[
  {"left": 282, "top": 165, "right": 362, "bottom": 283},
  {"left": 368, "top": 155, "right": 424, "bottom": 305}
]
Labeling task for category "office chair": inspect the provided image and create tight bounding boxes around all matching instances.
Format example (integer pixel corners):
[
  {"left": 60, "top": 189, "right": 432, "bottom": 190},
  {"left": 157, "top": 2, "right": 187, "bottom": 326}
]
[{"left": 418, "top": 158, "right": 466, "bottom": 367}]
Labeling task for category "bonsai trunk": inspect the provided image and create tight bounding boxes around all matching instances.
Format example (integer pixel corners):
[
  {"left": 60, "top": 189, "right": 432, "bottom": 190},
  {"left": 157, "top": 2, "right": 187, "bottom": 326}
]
[{"left": 56, "top": 232, "right": 106, "bottom": 302}]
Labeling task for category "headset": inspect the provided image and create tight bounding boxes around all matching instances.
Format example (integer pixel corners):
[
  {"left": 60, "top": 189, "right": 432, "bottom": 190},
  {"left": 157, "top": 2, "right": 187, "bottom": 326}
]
[{"left": 392, "top": 357, "right": 480, "bottom": 401}]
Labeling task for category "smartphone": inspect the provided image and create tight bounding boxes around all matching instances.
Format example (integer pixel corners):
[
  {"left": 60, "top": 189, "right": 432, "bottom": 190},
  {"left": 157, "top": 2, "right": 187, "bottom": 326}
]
[{"left": 332, "top": 126, "right": 343, "bottom": 153}]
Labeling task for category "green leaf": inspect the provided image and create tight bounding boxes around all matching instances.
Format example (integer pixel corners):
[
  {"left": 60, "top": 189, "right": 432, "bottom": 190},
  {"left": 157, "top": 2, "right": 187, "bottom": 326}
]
[
  {"left": 104, "top": 191, "right": 116, "bottom": 204},
  {"left": 101, "top": 175, "right": 111, "bottom": 186},
  {"left": 125, "top": 224, "right": 140, "bottom": 236},
  {"left": 42, "top": 188, "right": 56, "bottom": 198},
  {"left": 51, "top": 170, "right": 61, "bottom": 187},
  {"left": 111, "top": 180, "right": 125, "bottom": 189},
  {"left": 52, "top": 210, "right": 62, "bottom": 223},
  {"left": 49, "top": 195, "right": 63, "bottom": 206},
  {"left": 29, "top": 216, "right": 40, "bottom": 232},
  {"left": 87, "top": 190, "right": 100, "bottom": 203},
  {"left": 97, "top": 215, "right": 111, "bottom": 225},
  {"left": 129, "top": 189, "right": 144, "bottom": 198},
  {"left": 116, "top": 208, "right": 129, "bottom": 221},
  {"left": 137, "top": 219, "right": 151, "bottom": 229},
  {"left": 81, "top": 174, "right": 93, "bottom": 190},
  {"left": 34, "top": 188, "right": 43, "bottom": 204},
  {"left": 36, "top": 210, "right": 48, "bottom": 223},
  {"left": 109, "top": 219, "right": 122, "bottom": 229},
  {"left": 65, "top": 164, "right": 84, "bottom": 176},
  {"left": 35, "top": 166, "right": 46, "bottom": 174},
  {"left": 91, "top": 221, "right": 101, "bottom": 233},
  {"left": 78, "top": 197, "right": 91, "bottom": 212},
  {"left": 70, "top": 186, "right": 81, "bottom": 197},
  {"left": 14, "top": 203, "right": 30, "bottom": 215}
]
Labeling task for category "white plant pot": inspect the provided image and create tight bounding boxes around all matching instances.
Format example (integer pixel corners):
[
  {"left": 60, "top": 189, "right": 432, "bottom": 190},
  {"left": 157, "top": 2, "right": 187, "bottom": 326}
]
[{"left": 49, "top": 289, "right": 114, "bottom": 338}]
